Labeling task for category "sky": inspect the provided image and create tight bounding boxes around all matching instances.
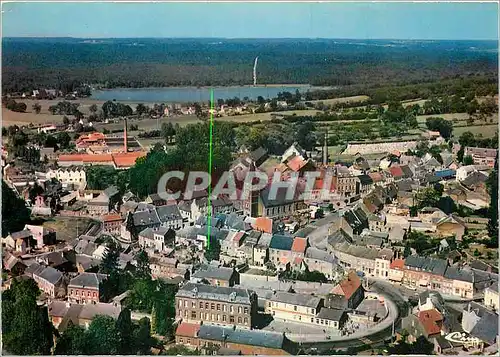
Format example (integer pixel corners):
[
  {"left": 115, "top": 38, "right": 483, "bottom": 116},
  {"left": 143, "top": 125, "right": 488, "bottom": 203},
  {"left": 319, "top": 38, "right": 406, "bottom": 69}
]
[{"left": 2, "top": 2, "right": 498, "bottom": 40}]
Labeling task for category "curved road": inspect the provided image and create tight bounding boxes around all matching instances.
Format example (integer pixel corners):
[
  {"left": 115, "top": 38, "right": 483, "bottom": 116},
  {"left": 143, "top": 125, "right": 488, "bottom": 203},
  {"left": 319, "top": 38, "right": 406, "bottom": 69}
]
[{"left": 297, "top": 280, "right": 409, "bottom": 353}]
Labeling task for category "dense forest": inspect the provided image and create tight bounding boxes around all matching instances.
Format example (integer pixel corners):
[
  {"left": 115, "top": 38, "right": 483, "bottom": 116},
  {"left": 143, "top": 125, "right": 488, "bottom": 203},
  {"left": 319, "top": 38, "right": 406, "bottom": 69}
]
[{"left": 2, "top": 38, "right": 498, "bottom": 92}]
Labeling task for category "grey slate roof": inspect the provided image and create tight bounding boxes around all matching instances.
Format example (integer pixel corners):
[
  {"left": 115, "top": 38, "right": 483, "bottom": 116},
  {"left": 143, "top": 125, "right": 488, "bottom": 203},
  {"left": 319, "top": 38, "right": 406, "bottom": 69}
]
[
  {"left": 68, "top": 272, "right": 106, "bottom": 289},
  {"left": 327, "top": 229, "right": 352, "bottom": 246},
  {"left": 197, "top": 324, "right": 285, "bottom": 350},
  {"left": 103, "top": 185, "right": 119, "bottom": 198},
  {"left": 133, "top": 209, "right": 161, "bottom": 226},
  {"left": 404, "top": 255, "right": 448, "bottom": 276},
  {"left": 470, "top": 310, "right": 499, "bottom": 345},
  {"left": 24, "top": 262, "right": 44, "bottom": 276},
  {"left": 260, "top": 186, "right": 300, "bottom": 208},
  {"left": 269, "top": 234, "right": 294, "bottom": 251},
  {"left": 10, "top": 229, "right": 32, "bottom": 240},
  {"left": 269, "top": 291, "right": 322, "bottom": 308},
  {"left": 305, "top": 247, "right": 336, "bottom": 264},
  {"left": 192, "top": 265, "right": 235, "bottom": 281},
  {"left": 316, "top": 307, "right": 345, "bottom": 321},
  {"left": 462, "top": 171, "right": 488, "bottom": 188},
  {"left": 36, "top": 266, "right": 63, "bottom": 285},
  {"left": 156, "top": 204, "right": 182, "bottom": 222},
  {"left": 139, "top": 227, "right": 171, "bottom": 239},
  {"left": 176, "top": 283, "right": 254, "bottom": 305},
  {"left": 357, "top": 175, "right": 373, "bottom": 186}
]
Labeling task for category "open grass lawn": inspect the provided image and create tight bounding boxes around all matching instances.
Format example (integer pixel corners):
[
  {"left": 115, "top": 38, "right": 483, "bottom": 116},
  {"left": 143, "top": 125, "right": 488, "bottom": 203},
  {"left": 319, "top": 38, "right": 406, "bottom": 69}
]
[
  {"left": 310, "top": 95, "right": 370, "bottom": 105},
  {"left": 416, "top": 112, "right": 470, "bottom": 123},
  {"left": 453, "top": 124, "right": 499, "bottom": 138},
  {"left": 43, "top": 216, "right": 98, "bottom": 242}
]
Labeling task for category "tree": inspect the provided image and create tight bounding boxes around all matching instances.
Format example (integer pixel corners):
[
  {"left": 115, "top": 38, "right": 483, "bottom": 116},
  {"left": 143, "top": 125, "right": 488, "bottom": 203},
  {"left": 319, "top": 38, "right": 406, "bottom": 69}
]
[
  {"left": 135, "top": 250, "right": 151, "bottom": 280},
  {"left": 2, "top": 278, "right": 54, "bottom": 355},
  {"left": 116, "top": 308, "right": 134, "bottom": 354},
  {"left": 86, "top": 315, "right": 120, "bottom": 355},
  {"left": 136, "top": 103, "right": 148, "bottom": 116},
  {"left": 425, "top": 117, "right": 453, "bottom": 139},
  {"left": 54, "top": 322, "right": 89, "bottom": 355},
  {"left": 2, "top": 181, "right": 31, "bottom": 237},
  {"left": 89, "top": 103, "right": 98, "bottom": 114},
  {"left": 133, "top": 317, "right": 154, "bottom": 354},
  {"left": 100, "top": 240, "right": 120, "bottom": 275},
  {"left": 205, "top": 237, "right": 221, "bottom": 262},
  {"left": 463, "top": 155, "right": 474, "bottom": 165},
  {"left": 32, "top": 103, "right": 41, "bottom": 114},
  {"left": 486, "top": 156, "right": 498, "bottom": 248}
]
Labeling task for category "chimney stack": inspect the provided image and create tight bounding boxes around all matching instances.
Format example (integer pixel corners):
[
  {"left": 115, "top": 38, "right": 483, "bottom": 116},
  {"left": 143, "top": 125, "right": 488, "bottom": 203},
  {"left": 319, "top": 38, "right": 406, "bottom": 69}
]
[
  {"left": 124, "top": 118, "right": 128, "bottom": 152},
  {"left": 323, "top": 130, "right": 328, "bottom": 167}
]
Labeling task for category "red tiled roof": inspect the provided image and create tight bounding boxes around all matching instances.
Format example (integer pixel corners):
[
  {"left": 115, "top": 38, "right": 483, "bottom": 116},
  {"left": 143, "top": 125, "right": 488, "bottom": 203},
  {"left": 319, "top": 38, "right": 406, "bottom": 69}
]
[
  {"left": 368, "top": 172, "right": 384, "bottom": 183},
  {"left": 291, "top": 237, "right": 307, "bottom": 254},
  {"left": 233, "top": 232, "right": 245, "bottom": 243},
  {"left": 418, "top": 309, "right": 443, "bottom": 336},
  {"left": 253, "top": 217, "right": 273, "bottom": 234},
  {"left": 389, "top": 166, "right": 404, "bottom": 178},
  {"left": 82, "top": 154, "right": 113, "bottom": 163},
  {"left": 390, "top": 258, "right": 405, "bottom": 270},
  {"left": 175, "top": 322, "right": 200, "bottom": 338},
  {"left": 103, "top": 214, "right": 122, "bottom": 223},
  {"left": 112, "top": 152, "right": 145, "bottom": 167},
  {"left": 287, "top": 156, "right": 308, "bottom": 172},
  {"left": 336, "top": 270, "right": 361, "bottom": 300}
]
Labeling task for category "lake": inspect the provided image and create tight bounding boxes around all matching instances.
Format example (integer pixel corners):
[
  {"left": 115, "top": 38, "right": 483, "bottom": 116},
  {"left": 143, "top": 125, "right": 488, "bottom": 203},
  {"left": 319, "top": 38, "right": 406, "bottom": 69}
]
[{"left": 90, "top": 85, "right": 323, "bottom": 103}]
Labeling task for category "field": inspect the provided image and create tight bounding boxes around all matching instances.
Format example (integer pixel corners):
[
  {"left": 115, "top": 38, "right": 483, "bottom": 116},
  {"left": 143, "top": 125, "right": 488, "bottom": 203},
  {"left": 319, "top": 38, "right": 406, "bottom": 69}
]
[
  {"left": 42, "top": 216, "right": 99, "bottom": 242},
  {"left": 453, "top": 124, "right": 498, "bottom": 138},
  {"left": 416, "top": 112, "right": 470, "bottom": 123},
  {"left": 310, "top": 95, "right": 370, "bottom": 105}
]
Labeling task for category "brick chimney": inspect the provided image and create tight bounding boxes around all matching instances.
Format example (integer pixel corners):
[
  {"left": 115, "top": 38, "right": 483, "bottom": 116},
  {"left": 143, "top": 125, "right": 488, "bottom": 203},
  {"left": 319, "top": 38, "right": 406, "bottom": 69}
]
[{"left": 123, "top": 118, "right": 128, "bottom": 152}]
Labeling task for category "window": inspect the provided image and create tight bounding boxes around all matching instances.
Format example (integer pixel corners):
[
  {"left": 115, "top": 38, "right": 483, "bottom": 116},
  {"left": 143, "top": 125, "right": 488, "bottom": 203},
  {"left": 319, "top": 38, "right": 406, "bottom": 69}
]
[
  {"left": 179, "top": 338, "right": 184, "bottom": 343},
  {"left": 217, "top": 304, "right": 221, "bottom": 311},
  {"left": 187, "top": 339, "right": 191, "bottom": 345},
  {"left": 70, "top": 289, "right": 73, "bottom": 295},
  {"left": 200, "top": 302, "right": 203, "bottom": 309},
  {"left": 93, "top": 292, "right": 97, "bottom": 297},
  {"left": 244, "top": 317, "right": 248, "bottom": 324},
  {"left": 223, "top": 305, "right": 227, "bottom": 312},
  {"left": 223, "top": 315, "right": 227, "bottom": 322},
  {"left": 311, "top": 318, "right": 314, "bottom": 323},
  {"left": 230, "top": 316, "right": 235, "bottom": 323},
  {"left": 211, "top": 303, "right": 215, "bottom": 310},
  {"left": 205, "top": 303, "right": 209, "bottom": 309},
  {"left": 191, "top": 311, "right": 197, "bottom": 319},
  {"left": 238, "top": 317, "right": 242, "bottom": 323},
  {"left": 238, "top": 307, "right": 242, "bottom": 314},
  {"left": 192, "top": 301, "right": 196, "bottom": 308},
  {"left": 244, "top": 307, "right": 248, "bottom": 314},
  {"left": 230, "top": 305, "right": 234, "bottom": 313},
  {"left": 184, "top": 310, "right": 188, "bottom": 317},
  {"left": 76, "top": 291, "right": 78, "bottom": 296},
  {"left": 311, "top": 308, "right": 315, "bottom": 314},
  {"left": 184, "top": 301, "right": 188, "bottom": 308},
  {"left": 88, "top": 291, "right": 91, "bottom": 297},
  {"left": 294, "top": 306, "right": 297, "bottom": 311},
  {"left": 211, "top": 314, "right": 215, "bottom": 320}
]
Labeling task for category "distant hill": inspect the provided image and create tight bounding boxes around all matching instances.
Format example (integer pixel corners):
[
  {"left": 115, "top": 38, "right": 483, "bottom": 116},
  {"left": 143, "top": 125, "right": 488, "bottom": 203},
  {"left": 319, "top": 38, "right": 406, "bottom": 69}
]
[{"left": 2, "top": 38, "right": 498, "bottom": 92}]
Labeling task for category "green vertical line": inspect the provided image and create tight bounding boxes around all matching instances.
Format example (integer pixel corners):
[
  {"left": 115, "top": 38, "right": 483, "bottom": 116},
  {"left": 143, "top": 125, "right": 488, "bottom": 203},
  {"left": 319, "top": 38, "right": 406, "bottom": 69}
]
[{"left": 207, "top": 89, "right": 214, "bottom": 250}]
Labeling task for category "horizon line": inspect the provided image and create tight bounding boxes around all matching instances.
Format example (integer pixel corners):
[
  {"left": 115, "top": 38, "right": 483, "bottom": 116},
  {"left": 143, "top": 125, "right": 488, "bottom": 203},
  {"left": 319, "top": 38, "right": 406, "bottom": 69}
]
[{"left": 4, "top": 36, "right": 498, "bottom": 41}]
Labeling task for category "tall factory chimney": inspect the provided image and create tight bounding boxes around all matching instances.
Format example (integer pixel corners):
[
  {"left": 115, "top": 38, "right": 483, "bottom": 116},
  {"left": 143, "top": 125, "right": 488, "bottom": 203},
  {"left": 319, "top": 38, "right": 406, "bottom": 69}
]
[
  {"left": 323, "top": 130, "right": 328, "bottom": 166},
  {"left": 123, "top": 118, "right": 128, "bottom": 152}
]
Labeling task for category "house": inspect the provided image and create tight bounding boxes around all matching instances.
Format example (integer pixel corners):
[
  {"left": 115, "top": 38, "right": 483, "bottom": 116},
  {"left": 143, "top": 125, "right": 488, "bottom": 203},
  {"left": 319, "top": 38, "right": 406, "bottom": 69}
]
[
  {"left": 388, "top": 258, "right": 405, "bottom": 283},
  {"left": 268, "top": 234, "right": 294, "bottom": 270},
  {"left": 330, "top": 270, "right": 364, "bottom": 309},
  {"left": 2, "top": 254, "right": 27, "bottom": 275},
  {"left": 290, "top": 237, "right": 308, "bottom": 267},
  {"left": 176, "top": 322, "right": 295, "bottom": 355},
  {"left": 33, "top": 266, "right": 65, "bottom": 298},
  {"left": 304, "top": 247, "right": 339, "bottom": 279},
  {"left": 256, "top": 186, "right": 305, "bottom": 219},
  {"left": 175, "top": 283, "right": 258, "bottom": 329},
  {"left": 48, "top": 300, "right": 122, "bottom": 331},
  {"left": 138, "top": 227, "right": 173, "bottom": 253},
  {"left": 282, "top": 142, "right": 307, "bottom": 163},
  {"left": 253, "top": 232, "right": 272, "bottom": 267},
  {"left": 464, "top": 147, "right": 497, "bottom": 167},
  {"left": 191, "top": 265, "right": 240, "bottom": 287},
  {"left": 87, "top": 186, "right": 120, "bottom": 216},
  {"left": 145, "top": 193, "right": 167, "bottom": 206},
  {"left": 149, "top": 256, "right": 189, "bottom": 281},
  {"left": 435, "top": 214, "right": 466, "bottom": 241},
  {"left": 46, "top": 167, "right": 86, "bottom": 186},
  {"left": 102, "top": 214, "right": 122, "bottom": 235},
  {"left": 484, "top": 285, "right": 499, "bottom": 311},
  {"left": 462, "top": 302, "right": 499, "bottom": 350},
  {"left": 266, "top": 291, "right": 323, "bottom": 325},
  {"left": 403, "top": 309, "right": 444, "bottom": 343},
  {"left": 67, "top": 272, "right": 107, "bottom": 304}
]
